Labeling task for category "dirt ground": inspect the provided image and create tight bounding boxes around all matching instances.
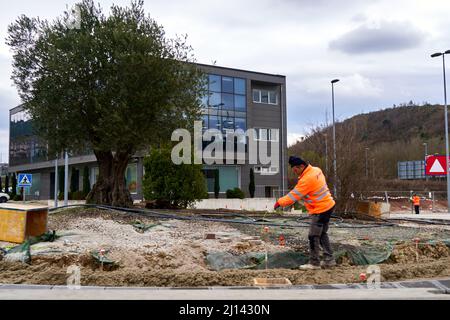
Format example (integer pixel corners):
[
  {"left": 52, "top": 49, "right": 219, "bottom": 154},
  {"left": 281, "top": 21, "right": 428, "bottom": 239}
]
[{"left": 0, "top": 208, "right": 450, "bottom": 287}]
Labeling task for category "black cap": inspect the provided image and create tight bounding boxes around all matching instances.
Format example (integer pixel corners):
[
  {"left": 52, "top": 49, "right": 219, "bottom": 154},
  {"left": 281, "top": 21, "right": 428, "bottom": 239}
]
[{"left": 289, "top": 156, "right": 308, "bottom": 167}]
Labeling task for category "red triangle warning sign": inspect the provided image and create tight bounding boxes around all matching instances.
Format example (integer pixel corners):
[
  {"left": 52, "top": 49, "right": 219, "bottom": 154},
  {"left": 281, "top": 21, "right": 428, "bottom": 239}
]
[{"left": 429, "top": 159, "right": 445, "bottom": 173}]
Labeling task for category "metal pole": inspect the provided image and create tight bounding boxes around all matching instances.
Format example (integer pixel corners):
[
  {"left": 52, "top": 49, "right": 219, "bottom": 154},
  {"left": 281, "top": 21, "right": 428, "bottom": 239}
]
[
  {"left": 365, "top": 148, "right": 369, "bottom": 178},
  {"left": 424, "top": 143, "right": 428, "bottom": 181},
  {"left": 54, "top": 155, "right": 58, "bottom": 208},
  {"left": 332, "top": 83, "right": 337, "bottom": 197},
  {"left": 443, "top": 54, "right": 450, "bottom": 213},
  {"left": 64, "top": 151, "right": 69, "bottom": 206},
  {"left": 372, "top": 158, "right": 375, "bottom": 179}
]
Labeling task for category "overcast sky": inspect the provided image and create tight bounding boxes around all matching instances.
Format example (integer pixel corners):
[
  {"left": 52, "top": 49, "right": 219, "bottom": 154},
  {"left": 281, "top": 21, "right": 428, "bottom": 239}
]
[{"left": 1, "top": 0, "right": 450, "bottom": 162}]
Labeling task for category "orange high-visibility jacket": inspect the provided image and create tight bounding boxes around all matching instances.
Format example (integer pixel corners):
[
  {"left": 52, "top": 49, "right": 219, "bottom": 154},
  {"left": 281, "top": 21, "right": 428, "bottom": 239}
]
[
  {"left": 278, "top": 165, "right": 335, "bottom": 214},
  {"left": 412, "top": 196, "right": 420, "bottom": 206}
]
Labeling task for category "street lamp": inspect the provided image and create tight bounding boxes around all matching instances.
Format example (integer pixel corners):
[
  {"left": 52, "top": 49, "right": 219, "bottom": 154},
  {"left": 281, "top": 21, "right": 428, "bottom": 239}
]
[
  {"left": 365, "top": 147, "right": 369, "bottom": 178},
  {"left": 431, "top": 50, "right": 450, "bottom": 212},
  {"left": 331, "top": 79, "right": 339, "bottom": 198},
  {"left": 423, "top": 142, "right": 428, "bottom": 181},
  {"left": 372, "top": 158, "right": 375, "bottom": 179}
]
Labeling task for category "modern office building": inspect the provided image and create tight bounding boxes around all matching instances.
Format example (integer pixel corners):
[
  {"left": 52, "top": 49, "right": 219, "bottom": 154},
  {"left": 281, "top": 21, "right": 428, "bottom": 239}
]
[{"left": 8, "top": 63, "right": 287, "bottom": 200}]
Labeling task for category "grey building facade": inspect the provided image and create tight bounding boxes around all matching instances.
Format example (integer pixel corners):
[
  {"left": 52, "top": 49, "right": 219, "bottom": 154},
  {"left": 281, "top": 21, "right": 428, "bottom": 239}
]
[{"left": 8, "top": 63, "right": 288, "bottom": 200}]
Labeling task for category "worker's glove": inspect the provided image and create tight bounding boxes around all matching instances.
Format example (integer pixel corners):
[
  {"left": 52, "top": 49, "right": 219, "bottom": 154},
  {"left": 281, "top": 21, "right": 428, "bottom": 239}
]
[{"left": 274, "top": 201, "right": 281, "bottom": 210}]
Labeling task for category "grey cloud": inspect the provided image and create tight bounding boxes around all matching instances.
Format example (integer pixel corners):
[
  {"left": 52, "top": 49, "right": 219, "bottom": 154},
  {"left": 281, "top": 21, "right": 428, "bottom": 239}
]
[{"left": 329, "top": 21, "right": 426, "bottom": 54}]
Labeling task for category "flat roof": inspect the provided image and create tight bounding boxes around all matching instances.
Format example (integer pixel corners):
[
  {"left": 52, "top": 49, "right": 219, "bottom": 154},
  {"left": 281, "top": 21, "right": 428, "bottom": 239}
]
[{"left": 196, "top": 62, "right": 286, "bottom": 78}]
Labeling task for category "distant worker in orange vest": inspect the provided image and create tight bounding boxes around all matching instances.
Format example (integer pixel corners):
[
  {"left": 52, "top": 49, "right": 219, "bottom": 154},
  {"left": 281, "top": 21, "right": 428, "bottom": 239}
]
[
  {"left": 412, "top": 194, "right": 420, "bottom": 215},
  {"left": 274, "top": 156, "right": 336, "bottom": 270}
]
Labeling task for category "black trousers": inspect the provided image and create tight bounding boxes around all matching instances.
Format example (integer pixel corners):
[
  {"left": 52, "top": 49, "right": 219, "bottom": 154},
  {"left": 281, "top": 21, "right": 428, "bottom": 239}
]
[
  {"left": 414, "top": 205, "right": 420, "bottom": 215},
  {"left": 308, "top": 206, "right": 334, "bottom": 266}
]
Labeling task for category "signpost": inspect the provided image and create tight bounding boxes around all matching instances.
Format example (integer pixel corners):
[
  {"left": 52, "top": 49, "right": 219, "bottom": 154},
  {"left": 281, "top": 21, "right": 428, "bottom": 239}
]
[
  {"left": 17, "top": 173, "right": 32, "bottom": 203},
  {"left": 425, "top": 155, "right": 449, "bottom": 176}
]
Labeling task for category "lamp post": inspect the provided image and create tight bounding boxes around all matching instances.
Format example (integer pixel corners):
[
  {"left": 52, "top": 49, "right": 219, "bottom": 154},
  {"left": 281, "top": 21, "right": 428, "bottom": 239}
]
[
  {"left": 331, "top": 79, "right": 339, "bottom": 198},
  {"left": 431, "top": 50, "right": 450, "bottom": 212},
  {"left": 372, "top": 158, "right": 375, "bottom": 179},
  {"left": 365, "top": 147, "right": 369, "bottom": 178},
  {"left": 423, "top": 142, "right": 428, "bottom": 181}
]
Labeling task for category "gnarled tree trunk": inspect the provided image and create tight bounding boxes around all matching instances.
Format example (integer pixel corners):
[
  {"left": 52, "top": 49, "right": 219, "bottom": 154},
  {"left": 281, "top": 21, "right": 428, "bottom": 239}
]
[{"left": 86, "top": 150, "right": 133, "bottom": 207}]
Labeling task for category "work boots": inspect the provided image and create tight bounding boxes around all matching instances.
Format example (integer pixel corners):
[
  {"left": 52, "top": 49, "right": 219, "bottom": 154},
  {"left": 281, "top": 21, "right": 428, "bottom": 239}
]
[{"left": 320, "top": 259, "right": 337, "bottom": 269}]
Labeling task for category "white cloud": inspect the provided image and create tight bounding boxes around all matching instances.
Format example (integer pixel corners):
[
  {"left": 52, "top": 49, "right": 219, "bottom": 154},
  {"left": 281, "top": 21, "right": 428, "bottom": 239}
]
[{"left": 287, "top": 133, "right": 305, "bottom": 146}]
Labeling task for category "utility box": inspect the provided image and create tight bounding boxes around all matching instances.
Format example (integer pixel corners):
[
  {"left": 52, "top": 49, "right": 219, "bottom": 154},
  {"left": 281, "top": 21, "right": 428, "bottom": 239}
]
[
  {"left": 0, "top": 203, "right": 48, "bottom": 243},
  {"left": 355, "top": 201, "right": 381, "bottom": 219}
]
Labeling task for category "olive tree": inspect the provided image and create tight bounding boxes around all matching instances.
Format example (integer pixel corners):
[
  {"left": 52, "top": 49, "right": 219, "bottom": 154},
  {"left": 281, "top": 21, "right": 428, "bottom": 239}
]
[{"left": 7, "top": 0, "right": 205, "bottom": 206}]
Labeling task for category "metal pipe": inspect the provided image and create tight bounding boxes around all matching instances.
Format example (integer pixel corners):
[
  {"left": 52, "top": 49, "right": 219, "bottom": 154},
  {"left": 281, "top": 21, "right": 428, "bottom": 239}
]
[
  {"left": 64, "top": 151, "right": 69, "bottom": 206},
  {"left": 54, "top": 155, "right": 58, "bottom": 208}
]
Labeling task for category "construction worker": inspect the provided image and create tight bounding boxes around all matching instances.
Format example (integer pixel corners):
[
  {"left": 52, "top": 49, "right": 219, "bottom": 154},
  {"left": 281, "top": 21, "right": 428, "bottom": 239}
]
[
  {"left": 274, "top": 156, "right": 336, "bottom": 270},
  {"left": 412, "top": 194, "right": 420, "bottom": 215}
]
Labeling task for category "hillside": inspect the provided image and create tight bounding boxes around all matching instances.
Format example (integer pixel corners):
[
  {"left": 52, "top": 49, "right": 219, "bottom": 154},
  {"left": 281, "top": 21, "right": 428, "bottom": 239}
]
[{"left": 289, "top": 103, "right": 448, "bottom": 180}]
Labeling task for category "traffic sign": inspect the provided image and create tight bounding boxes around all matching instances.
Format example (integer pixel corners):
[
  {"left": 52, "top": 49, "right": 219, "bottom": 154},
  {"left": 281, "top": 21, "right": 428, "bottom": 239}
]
[
  {"left": 425, "top": 155, "right": 449, "bottom": 175},
  {"left": 18, "top": 173, "right": 32, "bottom": 187}
]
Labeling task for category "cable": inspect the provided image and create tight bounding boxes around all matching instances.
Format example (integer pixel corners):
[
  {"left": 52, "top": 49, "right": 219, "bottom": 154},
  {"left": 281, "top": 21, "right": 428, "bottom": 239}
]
[{"left": 50, "top": 204, "right": 405, "bottom": 229}]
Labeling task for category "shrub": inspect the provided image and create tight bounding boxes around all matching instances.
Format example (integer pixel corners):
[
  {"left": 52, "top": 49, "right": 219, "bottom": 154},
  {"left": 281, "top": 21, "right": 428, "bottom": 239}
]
[
  {"left": 71, "top": 191, "right": 85, "bottom": 200},
  {"left": 143, "top": 147, "right": 208, "bottom": 208},
  {"left": 226, "top": 187, "right": 245, "bottom": 199}
]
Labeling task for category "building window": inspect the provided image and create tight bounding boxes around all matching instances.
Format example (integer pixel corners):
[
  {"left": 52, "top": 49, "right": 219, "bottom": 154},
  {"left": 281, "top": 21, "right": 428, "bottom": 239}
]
[
  {"left": 254, "top": 128, "right": 279, "bottom": 141},
  {"left": 269, "top": 91, "right": 277, "bottom": 104},
  {"left": 126, "top": 164, "right": 137, "bottom": 194},
  {"left": 202, "top": 166, "right": 239, "bottom": 193},
  {"left": 254, "top": 166, "right": 279, "bottom": 174},
  {"left": 202, "top": 73, "right": 247, "bottom": 135},
  {"left": 209, "top": 74, "right": 221, "bottom": 92},
  {"left": 235, "top": 117, "right": 246, "bottom": 131},
  {"left": 208, "top": 92, "right": 221, "bottom": 107},
  {"left": 222, "top": 76, "right": 234, "bottom": 93},
  {"left": 234, "top": 78, "right": 246, "bottom": 95},
  {"left": 234, "top": 95, "right": 246, "bottom": 112},
  {"left": 221, "top": 93, "right": 234, "bottom": 110},
  {"left": 252, "top": 89, "right": 278, "bottom": 105}
]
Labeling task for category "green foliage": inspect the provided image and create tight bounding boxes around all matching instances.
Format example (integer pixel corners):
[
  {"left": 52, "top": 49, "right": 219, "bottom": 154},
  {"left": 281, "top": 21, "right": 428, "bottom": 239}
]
[
  {"left": 83, "top": 166, "right": 91, "bottom": 196},
  {"left": 5, "top": 175, "right": 9, "bottom": 193},
  {"left": 249, "top": 168, "right": 255, "bottom": 198},
  {"left": 142, "top": 148, "right": 207, "bottom": 208},
  {"left": 70, "top": 168, "right": 79, "bottom": 193},
  {"left": 13, "top": 194, "right": 22, "bottom": 201},
  {"left": 226, "top": 188, "right": 245, "bottom": 199},
  {"left": 70, "top": 191, "right": 86, "bottom": 200},
  {"left": 11, "top": 174, "right": 17, "bottom": 196}
]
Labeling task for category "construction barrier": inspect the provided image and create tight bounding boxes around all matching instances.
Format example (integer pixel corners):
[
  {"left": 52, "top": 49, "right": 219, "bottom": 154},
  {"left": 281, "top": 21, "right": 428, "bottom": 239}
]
[{"left": 0, "top": 203, "right": 48, "bottom": 243}]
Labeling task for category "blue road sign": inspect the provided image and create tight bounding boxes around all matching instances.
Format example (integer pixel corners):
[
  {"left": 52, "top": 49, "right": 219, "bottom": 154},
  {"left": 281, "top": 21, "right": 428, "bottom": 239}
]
[{"left": 18, "top": 173, "right": 32, "bottom": 187}]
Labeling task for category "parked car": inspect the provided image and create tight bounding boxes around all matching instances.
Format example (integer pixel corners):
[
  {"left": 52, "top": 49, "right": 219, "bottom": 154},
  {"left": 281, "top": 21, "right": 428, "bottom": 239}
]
[{"left": 0, "top": 192, "right": 10, "bottom": 203}]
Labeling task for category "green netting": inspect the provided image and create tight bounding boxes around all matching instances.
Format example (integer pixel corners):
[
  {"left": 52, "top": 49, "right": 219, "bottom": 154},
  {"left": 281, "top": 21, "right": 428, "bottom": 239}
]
[
  {"left": 334, "top": 243, "right": 394, "bottom": 265},
  {"left": 206, "top": 251, "right": 309, "bottom": 271},
  {"left": 2, "top": 231, "right": 58, "bottom": 264},
  {"left": 91, "top": 249, "right": 116, "bottom": 265},
  {"left": 132, "top": 221, "right": 159, "bottom": 233},
  {"left": 206, "top": 244, "right": 394, "bottom": 270}
]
